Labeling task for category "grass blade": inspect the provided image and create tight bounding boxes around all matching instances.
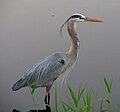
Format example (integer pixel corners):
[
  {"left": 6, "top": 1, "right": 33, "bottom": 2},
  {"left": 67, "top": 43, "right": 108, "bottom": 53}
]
[
  {"left": 100, "top": 99, "right": 105, "bottom": 112},
  {"left": 68, "top": 85, "right": 78, "bottom": 108},
  {"left": 77, "top": 86, "right": 85, "bottom": 103},
  {"left": 106, "top": 98, "right": 110, "bottom": 104},
  {"left": 65, "top": 91, "right": 76, "bottom": 111},
  {"left": 31, "top": 84, "right": 37, "bottom": 95},
  {"left": 61, "top": 100, "right": 68, "bottom": 112},
  {"left": 27, "top": 81, "right": 35, "bottom": 103},
  {"left": 82, "top": 95, "right": 86, "bottom": 109},
  {"left": 55, "top": 83, "right": 58, "bottom": 112},
  {"left": 104, "top": 77, "right": 110, "bottom": 94},
  {"left": 86, "top": 91, "right": 91, "bottom": 112},
  {"left": 110, "top": 79, "right": 112, "bottom": 92}
]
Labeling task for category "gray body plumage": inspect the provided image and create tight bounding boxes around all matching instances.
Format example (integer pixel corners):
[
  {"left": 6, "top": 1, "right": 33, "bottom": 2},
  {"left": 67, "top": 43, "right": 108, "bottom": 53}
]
[
  {"left": 12, "top": 51, "right": 78, "bottom": 91},
  {"left": 12, "top": 53, "right": 65, "bottom": 90}
]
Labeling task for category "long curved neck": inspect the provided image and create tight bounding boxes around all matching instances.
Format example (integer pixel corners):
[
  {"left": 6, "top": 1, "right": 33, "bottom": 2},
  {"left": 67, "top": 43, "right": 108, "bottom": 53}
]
[{"left": 67, "top": 20, "right": 80, "bottom": 56}]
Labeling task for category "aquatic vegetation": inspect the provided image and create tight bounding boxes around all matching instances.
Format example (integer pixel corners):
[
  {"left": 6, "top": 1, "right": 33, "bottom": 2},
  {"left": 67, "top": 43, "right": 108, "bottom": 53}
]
[
  {"left": 13, "top": 76, "right": 120, "bottom": 112},
  {"left": 50, "top": 76, "right": 119, "bottom": 112}
]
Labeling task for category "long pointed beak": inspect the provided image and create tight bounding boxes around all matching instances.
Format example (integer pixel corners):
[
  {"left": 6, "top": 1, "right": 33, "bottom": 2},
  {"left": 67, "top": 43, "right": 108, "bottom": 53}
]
[{"left": 85, "top": 17, "right": 103, "bottom": 22}]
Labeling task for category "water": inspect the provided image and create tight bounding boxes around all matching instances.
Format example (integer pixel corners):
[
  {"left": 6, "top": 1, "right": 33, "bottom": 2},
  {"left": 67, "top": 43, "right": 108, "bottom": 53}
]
[{"left": 0, "top": 0, "right": 120, "bottom": 111}]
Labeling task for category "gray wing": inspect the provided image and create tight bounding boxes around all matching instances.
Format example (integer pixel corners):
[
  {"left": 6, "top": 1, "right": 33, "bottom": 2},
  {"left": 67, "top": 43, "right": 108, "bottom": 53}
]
[{"left": 12, "top": 52, "right": 66, "bottom": 91}]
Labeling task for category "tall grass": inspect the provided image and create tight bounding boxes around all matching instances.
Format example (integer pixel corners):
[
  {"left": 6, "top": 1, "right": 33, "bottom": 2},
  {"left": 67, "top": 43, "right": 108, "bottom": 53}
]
[
  {"left": 14, "top": 76, "right": 120, "bottom": 112},
  {"left": 50, "top": 76, "right": 119, "bottom": 112}
]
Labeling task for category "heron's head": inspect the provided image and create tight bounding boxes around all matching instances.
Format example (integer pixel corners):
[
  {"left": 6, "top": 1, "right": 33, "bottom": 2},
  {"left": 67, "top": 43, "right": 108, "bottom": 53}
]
[
  {"left": 59, "top": 13, "right": 103, "bottom": 37},
  {"left": 68, "top": 13, "right": 103, "bottom": 22}
]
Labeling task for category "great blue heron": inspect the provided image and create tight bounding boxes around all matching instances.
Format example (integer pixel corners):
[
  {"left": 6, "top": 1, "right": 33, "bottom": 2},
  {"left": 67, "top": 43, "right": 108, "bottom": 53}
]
[{"left": 12, "top": 13, "right": 103, "bottom": 109}]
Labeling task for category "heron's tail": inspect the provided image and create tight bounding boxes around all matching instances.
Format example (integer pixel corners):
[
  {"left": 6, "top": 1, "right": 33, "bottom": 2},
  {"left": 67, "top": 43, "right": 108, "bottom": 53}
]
[{"left": 12, "top": 78, "right": 26, "bottom": 91}]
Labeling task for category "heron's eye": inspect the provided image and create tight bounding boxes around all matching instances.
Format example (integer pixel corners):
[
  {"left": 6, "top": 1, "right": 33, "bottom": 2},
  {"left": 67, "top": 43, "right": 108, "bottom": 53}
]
[
  {"left": 59, "top": 59, "right": 65, "bottom": 65},
  {"left": 79, "top": 16, "right": 84, "bottom": 19}
]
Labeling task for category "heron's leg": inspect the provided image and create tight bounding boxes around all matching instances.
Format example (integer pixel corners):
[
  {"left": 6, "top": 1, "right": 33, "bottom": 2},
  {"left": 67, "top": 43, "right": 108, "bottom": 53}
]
[
  {"left": 44, "top": 86, "right": 51, "bottom": 112},
  {"left": 44, "top": 94, "right": 47, "bottom": 105},
  {"left": 46, "top": 86, "right": 51, "bottom": 104},
  {"left": 48, "top": 92, "right": 50, "bottom": 105},
  {"left": 44, "top": 86, "right": 51, "bottom": 104}
]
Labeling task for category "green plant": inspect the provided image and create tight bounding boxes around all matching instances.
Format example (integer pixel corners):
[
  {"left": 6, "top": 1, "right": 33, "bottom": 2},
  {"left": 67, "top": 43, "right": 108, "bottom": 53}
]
[
  {"left": 18, "top": 76, "right": 119, "bottom": 112},
  {"left": 27, "top": 81, "right": 36, "bottom": 106},
  {"left": 100, "top": 76, "right": 113, "bottom": 112},
  {"left": 59, "top": 84, "right": 88, "bottom": 112}
]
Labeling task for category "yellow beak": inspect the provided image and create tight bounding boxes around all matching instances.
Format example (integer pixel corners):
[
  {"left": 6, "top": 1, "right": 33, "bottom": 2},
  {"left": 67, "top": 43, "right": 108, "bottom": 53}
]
[{"left": 85, "top": 17, "right": 104, "bottom": 22}]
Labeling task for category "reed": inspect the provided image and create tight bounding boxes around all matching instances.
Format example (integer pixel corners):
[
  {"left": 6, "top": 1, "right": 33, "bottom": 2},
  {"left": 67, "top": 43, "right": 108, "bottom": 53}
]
[
  {"left": 13, "top": 76, "right": 120, "bottom": 112},
  {"left": 51, "top": 76, "right": 119, "bottom": 112}
]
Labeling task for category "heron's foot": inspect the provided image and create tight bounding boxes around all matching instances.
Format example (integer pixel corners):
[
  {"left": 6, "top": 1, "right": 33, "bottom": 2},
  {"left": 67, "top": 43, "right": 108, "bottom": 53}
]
[
  {"left": 44, "top": 95, "right": 47, "bottom": 104},
  {"left": 12, "top": 109, "right": 20, "bottom": 112},
  {"left": 46, "top": 106, "right": 51, "bottom": 112},
  {"left": 44, "top": 94, "right": 51, "bottom": 112}
]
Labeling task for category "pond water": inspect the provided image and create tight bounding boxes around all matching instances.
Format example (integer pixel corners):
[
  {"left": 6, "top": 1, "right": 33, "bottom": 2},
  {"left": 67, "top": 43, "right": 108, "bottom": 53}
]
[{"left": 0, "top": 0, "right": 120, "bottom": 111}]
